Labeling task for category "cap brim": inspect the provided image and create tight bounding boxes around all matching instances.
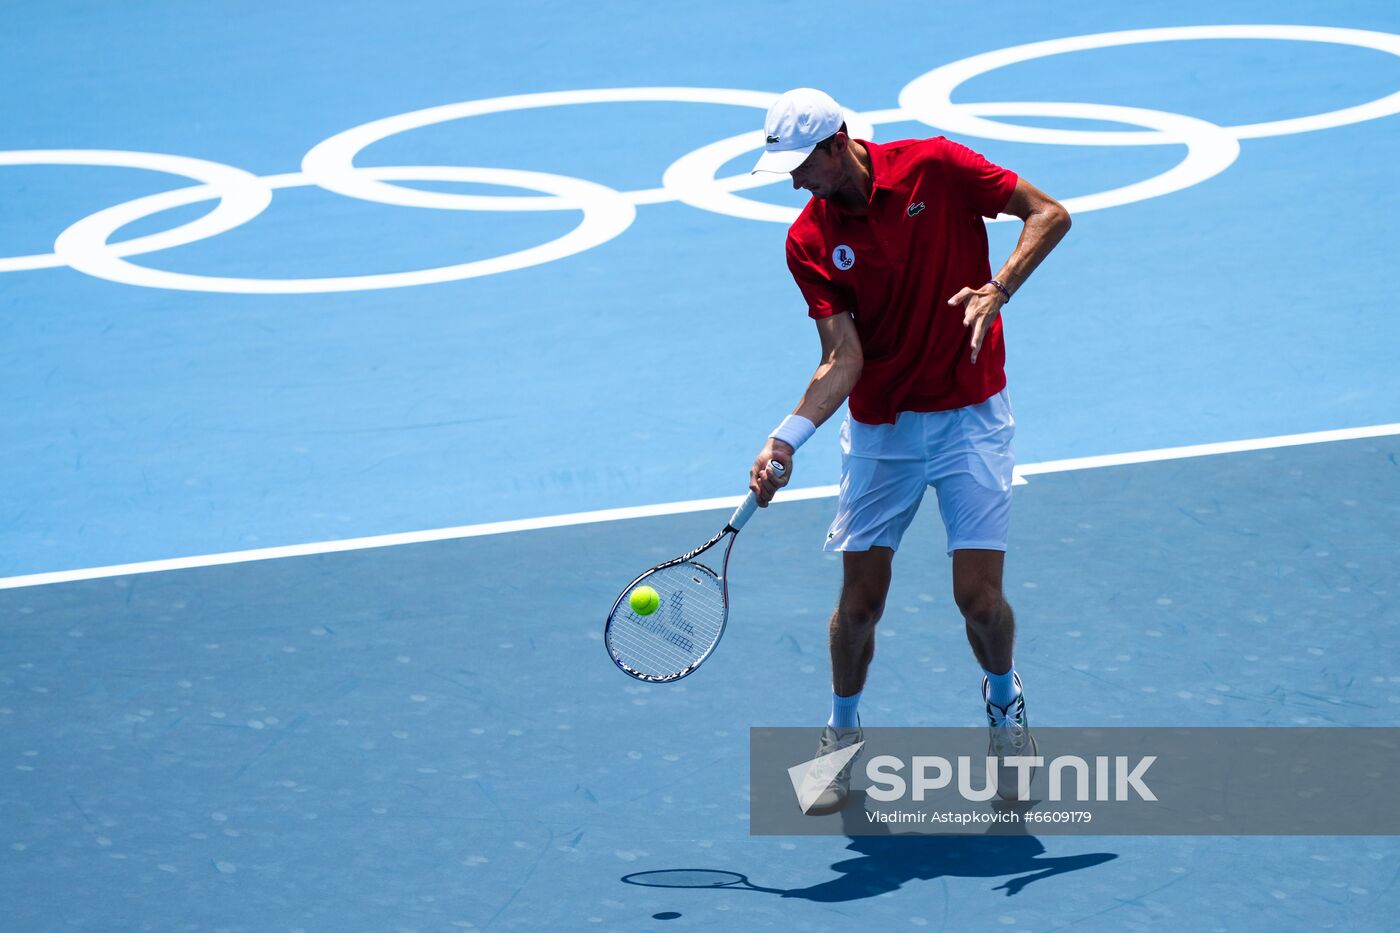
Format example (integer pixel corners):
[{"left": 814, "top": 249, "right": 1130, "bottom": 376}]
[{"left": 751, "top": 145, "right": 815, "bottom": 175}]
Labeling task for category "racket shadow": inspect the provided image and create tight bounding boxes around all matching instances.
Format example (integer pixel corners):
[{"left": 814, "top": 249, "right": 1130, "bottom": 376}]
[{"left": 622, "top": 792, "right": 1118, "bottom": 903}]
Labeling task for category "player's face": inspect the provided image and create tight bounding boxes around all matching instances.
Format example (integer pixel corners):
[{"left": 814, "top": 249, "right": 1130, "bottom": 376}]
[{"left": 790, "top": 143, "right": 843, "bottom": 198}]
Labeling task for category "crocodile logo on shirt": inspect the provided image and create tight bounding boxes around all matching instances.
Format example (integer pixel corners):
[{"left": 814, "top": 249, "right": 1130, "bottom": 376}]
[
  {"left": 832, "top": 245, "right": 855, "bottom": 271},
  {"left": 907, "top": 201, "right": 926, "bottom": 217}
]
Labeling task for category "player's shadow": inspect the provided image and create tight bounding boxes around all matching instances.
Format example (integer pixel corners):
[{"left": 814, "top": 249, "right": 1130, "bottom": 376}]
[
  {"left": 786, "top": 792, "right": 1118, "bottom": 901},
  {"left": 624, "top": 793, "right": 1117, "bottom": 903}
]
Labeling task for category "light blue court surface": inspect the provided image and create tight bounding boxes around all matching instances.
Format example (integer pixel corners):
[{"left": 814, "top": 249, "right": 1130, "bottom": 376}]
[
  {"left": 3, "top": 437, "right": 1398, "bottom": 929},
  {"left": 2, "top": 1, "right": 1399, "bottom": 930}
]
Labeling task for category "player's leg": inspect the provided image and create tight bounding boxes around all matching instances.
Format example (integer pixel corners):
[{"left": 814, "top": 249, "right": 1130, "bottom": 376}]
[
  {"left": 808, "top": 416, "right": 924, "bottom": 813},
  {"left": 952, "top": 547, "right": 1014, "bottom": 676},
  {"left": 830, "top": 547, "right": 895, "bottom": 700},
  {"left": 947, "top": 536, "right": 1023, "bottom": 700},
  {"left": 928, "top": 390, "right": 1035, "bottom": 798},
  {"left": 823, "top": 414, "right": 926, "bottom": 729},
  {"left": 950, "top": 543, "right": 1036, "bottom": 799},
  {"left": 807, "top": 547, "right": 894, "bottom": 814},
  {"left": 927, "top": 389, "right": 1019, "bottom": 699},
  {"left": 952, "top": 547, "right": 1026, "bottom": 716}
]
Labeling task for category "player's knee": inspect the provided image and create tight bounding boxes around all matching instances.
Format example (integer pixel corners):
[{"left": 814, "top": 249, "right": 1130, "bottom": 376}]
[
  {"left": 956, "top": 585, "right": 1006, "bottom": 627},
  {"left": 836, "top": 596, "right": 885, "bottom": 631}
]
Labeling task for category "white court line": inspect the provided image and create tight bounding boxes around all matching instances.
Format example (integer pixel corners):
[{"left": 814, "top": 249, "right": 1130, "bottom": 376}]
[{"left": 2, "top": 422, "right": 1397, "bottom": 592}]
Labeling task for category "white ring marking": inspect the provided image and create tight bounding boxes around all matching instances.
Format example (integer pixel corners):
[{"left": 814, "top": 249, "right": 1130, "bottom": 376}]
[
  {"left": 300, "top": 88, "right": 784, "bottom": 212},
  {"left": 0, "top": 150, "right": 270, "bottom": 273},
  {"left": 898, "top": 25, "right": 1400, "bottom": 146},
  {"left": 53, "top": 166, "right": 635, "bottom": 294}
]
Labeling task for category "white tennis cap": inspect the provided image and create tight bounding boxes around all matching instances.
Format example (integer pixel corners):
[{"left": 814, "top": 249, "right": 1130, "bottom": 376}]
[{"left": 751, "top": 88, "right": 845, "bottom": 175}]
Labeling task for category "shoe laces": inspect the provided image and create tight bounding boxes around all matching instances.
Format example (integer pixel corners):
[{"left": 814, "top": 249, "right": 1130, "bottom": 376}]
[
  {"left": 988, "top": 702, "right": 1028, "bottom": 754},
  {"left": 817, "top": 728, "right": 861, "bottom": 779}
]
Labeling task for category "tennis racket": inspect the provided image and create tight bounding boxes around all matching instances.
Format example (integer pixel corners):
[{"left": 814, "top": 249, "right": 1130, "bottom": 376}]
[{"left": 604, "top": 461, "right": 785, "bottom": 683}]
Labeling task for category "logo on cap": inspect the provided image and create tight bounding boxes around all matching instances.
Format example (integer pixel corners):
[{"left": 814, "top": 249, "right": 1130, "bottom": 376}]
[
  {"left": 832, "top": 245, "right": 855, "bottom": 271},
  {"left": 766, "top": 135, "right": 781, "bottom": 145}
]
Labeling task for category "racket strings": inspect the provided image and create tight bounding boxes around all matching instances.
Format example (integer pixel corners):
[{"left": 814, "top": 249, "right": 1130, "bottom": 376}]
[{"left": 608, "top": 560, "right": 726, "bottom": 680}]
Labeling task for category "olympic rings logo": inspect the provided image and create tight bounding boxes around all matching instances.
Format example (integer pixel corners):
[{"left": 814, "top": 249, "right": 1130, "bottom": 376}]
[{"left": 4, "top": 25, "right": 1398, "bottom": 295}]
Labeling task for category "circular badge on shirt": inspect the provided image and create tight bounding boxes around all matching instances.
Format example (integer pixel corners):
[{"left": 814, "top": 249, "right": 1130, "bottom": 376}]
[{"left": 831, "top": 245, "right": 856, "bottom": 271}]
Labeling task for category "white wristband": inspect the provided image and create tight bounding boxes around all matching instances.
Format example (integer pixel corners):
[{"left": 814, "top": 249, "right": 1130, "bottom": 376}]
[{"left": 770, "top": 414, "right": 816, "bottom": 451}]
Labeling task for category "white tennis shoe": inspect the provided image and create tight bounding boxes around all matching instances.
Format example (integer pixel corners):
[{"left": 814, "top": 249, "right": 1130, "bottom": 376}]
[
  {"left": 983, "top": 673, "right": 1039, "bottom": 801},
  {"left": 805, "top": 722, "right": 864, "bottom": 814}
]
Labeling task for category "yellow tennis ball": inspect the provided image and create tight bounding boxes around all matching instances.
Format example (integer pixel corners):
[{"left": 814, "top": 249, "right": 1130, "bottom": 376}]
[{"left": 630, "top": 585, "right": 660, "bottom": 616}]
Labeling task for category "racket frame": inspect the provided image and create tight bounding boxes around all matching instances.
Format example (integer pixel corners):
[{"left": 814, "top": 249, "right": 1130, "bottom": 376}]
[
  {"left": 603, "top": 522, "right": 739, "bottom": 683},
  {"left": 604, "top": 462, "right": 783, "bottom": 682}
]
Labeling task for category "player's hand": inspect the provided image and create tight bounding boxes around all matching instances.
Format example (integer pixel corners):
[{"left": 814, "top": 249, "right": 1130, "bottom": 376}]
[
  {"left": 750, "top": 441, "right": 793, "bottom": 507},
  {"left": 948, "top": 284, "right": 1007, "bottom": 364}
]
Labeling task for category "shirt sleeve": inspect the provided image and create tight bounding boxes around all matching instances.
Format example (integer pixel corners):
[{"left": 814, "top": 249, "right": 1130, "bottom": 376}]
[
  {"left": 785, "top": 230, "right": 848, "bottom": 320},
  {"left": 931, "top": 138, "right": 1019, "bottom": 219}
]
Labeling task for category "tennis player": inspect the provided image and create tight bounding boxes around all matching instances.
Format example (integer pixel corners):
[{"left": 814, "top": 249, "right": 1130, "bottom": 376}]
[{"left": 748, "top": 88, "right": 1071, "bottom": 810}]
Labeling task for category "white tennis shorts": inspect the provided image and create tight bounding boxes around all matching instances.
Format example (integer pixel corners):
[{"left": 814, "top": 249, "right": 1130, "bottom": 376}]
[{"left": 824, "top": 389, "right": 1016, "bottom": 556}]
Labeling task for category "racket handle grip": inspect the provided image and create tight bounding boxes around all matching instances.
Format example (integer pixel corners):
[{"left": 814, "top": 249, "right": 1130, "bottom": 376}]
[{"left": 729, "top": 461, "right": 786, "bottom": 531}]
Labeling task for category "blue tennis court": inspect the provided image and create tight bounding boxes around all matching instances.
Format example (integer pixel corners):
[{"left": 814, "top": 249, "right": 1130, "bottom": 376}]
[{"left": 3, "top": 2, "right": 1398, "bottom": 929}]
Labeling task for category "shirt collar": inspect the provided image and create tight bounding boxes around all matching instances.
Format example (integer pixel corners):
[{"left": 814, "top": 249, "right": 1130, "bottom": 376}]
[
  {"left": 829, "top": 138, "right": 888, "bottom": 216},
  {"left": 862, "top": 139, "right": 892, "bottom": 194}
]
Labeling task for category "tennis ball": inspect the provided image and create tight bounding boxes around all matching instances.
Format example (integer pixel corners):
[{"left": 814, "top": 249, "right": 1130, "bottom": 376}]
[{"left": 630, "top": 585, "right": 660, "bottom": 616}]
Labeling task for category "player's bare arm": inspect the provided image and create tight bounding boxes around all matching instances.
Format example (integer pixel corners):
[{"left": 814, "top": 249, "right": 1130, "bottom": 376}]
[
  {"left": 749, "top": 312, "right": 863, "bottom": 506},
  {"left": 948, "top": 177, "right": 1071, "bottom": 363}
]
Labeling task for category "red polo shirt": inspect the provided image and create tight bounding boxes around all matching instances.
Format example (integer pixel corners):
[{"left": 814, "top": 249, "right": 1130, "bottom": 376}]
[{"left": 785, "top": 137, "right": 1018, "bottom": 425}]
